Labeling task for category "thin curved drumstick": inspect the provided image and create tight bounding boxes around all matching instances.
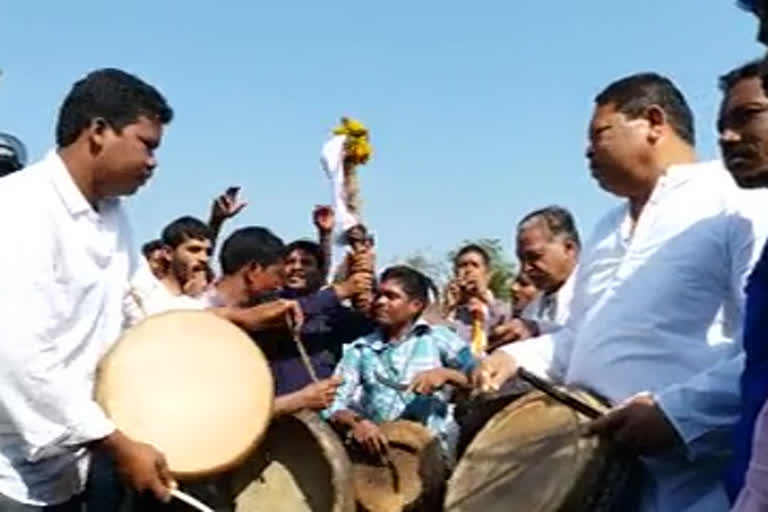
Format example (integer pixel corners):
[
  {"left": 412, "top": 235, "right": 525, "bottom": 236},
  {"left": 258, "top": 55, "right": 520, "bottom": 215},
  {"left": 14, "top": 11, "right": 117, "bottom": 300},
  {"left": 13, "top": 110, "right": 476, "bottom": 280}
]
[
  {"left": 286, "top": 313, "right": 319, "bottom": 383},
  {"left": 171, "top": 488, "right": 215, "bottom": 512}
]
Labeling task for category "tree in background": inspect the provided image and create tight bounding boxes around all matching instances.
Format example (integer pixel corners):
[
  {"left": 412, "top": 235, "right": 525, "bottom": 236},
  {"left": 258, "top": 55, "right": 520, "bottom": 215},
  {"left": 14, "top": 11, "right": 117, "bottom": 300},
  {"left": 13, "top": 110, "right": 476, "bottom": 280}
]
[
  {"left": 400, "top": 251, "right": 450, "bottom": 287},
  {"left": 396, "top": 238, "right": 517, "bottom": 300}
]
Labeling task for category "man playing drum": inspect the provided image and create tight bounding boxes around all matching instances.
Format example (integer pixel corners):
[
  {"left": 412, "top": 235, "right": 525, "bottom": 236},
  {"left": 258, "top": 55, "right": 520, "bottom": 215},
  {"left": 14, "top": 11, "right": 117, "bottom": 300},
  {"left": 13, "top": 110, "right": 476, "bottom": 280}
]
[
  {"left": 0, "top": 69, "right": 176, "bottom": 510},
  {"left": 475, "top": 72, "right": 768, "bottom": 511},
  {"left": 326, "top": 265, "right": 476, "bottom": 463}
]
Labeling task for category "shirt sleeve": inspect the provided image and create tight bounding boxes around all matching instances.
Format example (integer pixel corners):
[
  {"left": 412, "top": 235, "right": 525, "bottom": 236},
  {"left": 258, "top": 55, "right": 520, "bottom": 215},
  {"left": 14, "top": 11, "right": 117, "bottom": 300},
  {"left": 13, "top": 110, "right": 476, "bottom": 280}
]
[
  {"left": 656, "top": 209, "right": 761, "bottom": 461},
  {"left": 499, "top": 328, "right": 572, "bottom": 382},
  {"left": 432, "top": 326, "right": 476, "bottom": 373},
  {"left": 323, "top": 342, "right": 364, "bottom": 418},
  {"left": 0, "top": 223, "right": 115, "bottom": 462}
]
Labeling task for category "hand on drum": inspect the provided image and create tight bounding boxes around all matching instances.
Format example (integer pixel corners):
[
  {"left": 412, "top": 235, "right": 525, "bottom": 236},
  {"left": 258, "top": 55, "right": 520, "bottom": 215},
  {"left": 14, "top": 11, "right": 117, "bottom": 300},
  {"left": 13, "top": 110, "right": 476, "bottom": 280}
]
[
  {"left": 471, "top": 350, "right": 518, "bottom": 393},
  {"left": 99, "top": 430, "right": 175, "bottom": 502},
  {"left": 585, "top": 392, "right": 682, "bottom": 456},
  {"left": 352, "top": 419, "right": 389, "bottom": 459}
]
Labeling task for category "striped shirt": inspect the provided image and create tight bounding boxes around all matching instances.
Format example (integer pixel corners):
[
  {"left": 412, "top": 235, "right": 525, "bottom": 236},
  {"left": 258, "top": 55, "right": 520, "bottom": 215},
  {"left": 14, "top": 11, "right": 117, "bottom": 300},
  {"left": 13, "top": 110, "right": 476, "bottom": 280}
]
[{"left": 325, "top": 321, "right": 475, "bottom": 457}]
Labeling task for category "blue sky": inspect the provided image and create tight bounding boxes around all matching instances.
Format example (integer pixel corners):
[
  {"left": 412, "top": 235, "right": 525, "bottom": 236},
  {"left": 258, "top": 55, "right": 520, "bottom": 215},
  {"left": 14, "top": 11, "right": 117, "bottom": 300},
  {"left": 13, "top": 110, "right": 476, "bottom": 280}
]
[{"left": 0, "top": 1, "right": 763, "bottom": 265}]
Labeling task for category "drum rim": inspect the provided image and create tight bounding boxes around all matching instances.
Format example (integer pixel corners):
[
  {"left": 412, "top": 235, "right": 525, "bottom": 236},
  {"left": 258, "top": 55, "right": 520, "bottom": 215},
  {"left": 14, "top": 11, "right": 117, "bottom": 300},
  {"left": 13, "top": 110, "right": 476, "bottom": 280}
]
[
  {"left": 293, "top": 410, "right": 356, "bottom": 512},
  {"left": 445, "top": 388, "right": 614, "bottom": 511},
  {"left": 96, "top": 310, "right": 275, "bottom": 479}
]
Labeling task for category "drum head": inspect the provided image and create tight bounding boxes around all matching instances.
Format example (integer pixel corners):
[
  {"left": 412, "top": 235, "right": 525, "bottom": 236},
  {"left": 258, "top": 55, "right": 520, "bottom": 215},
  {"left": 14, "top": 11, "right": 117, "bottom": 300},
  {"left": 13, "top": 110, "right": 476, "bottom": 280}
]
[
  {"left": 445, "top": 390, "right": 617, "bottom": 512},
  {"left": 96, "top": 310, "right": 273, "bottom": 478},
  {"left": 351, "top": 421, "right": 446, "bottom": 512}
]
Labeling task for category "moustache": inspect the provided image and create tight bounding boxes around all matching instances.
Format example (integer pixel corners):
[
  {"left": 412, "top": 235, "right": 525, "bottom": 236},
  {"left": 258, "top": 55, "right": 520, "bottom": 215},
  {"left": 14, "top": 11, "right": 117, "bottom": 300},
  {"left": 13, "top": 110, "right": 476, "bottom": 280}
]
[{"left": 723, "top": 143, "right": 759, "bottom": 159}]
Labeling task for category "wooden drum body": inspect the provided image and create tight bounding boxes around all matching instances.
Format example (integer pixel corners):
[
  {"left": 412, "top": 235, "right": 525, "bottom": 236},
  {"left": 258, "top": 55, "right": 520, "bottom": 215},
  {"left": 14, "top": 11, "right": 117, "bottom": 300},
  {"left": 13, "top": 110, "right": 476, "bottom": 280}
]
[
  {"left": 350, "top": 420, "right": 447, "bottom": 512},
  {"left": 445, "top": 389, "right": 643, "bottom": 512},
  {"left": 229, "top": 410, "right": 354, "bottom": 512}
]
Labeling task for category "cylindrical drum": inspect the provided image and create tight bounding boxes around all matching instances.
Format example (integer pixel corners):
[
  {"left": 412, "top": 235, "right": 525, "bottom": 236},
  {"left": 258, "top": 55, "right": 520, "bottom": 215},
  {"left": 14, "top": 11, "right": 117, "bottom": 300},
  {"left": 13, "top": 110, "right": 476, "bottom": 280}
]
[{"left": 445, "top": 389, "right": 644, "bottom": 512}]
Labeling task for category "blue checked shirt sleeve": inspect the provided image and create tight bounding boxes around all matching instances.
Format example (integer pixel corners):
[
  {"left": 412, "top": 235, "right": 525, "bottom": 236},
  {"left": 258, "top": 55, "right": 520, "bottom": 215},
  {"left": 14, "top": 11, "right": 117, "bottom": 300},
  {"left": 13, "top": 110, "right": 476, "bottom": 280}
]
[
  {"left": 323, "top": 341, "right": 364, "bottom": 419},
  {"left": 432, "top": 326, "right": 476, "bottom": 373}
]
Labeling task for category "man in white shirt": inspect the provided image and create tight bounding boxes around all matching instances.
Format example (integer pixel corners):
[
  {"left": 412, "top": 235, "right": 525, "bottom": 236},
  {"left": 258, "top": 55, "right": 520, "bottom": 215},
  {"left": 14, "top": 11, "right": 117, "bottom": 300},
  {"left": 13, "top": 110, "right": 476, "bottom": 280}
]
[
  {"left": 489, "top": 206, "right": 579, "bottom": 348},
  {"left": 475, "top": 72, "right": 768, "bottom": 511},
  {"left": 124, "top": 216, "right": 212, "bottom": 326},
  {"left": 0, "top": 69, "right": 176, "bottom": 510}
]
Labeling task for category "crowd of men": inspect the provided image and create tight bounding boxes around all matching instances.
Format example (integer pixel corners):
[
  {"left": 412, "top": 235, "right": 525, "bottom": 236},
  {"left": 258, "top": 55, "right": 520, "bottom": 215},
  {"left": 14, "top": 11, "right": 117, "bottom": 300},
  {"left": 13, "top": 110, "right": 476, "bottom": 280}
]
[{"left": 4, "top": 2, "right": 768, "bottom": 511}]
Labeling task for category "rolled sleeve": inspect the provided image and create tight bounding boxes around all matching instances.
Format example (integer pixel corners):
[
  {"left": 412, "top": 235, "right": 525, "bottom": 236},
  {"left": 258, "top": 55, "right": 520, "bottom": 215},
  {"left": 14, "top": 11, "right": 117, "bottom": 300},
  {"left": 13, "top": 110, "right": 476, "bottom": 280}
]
[{"left": 500, "top": 328, "right": 572, "bottom": 382}]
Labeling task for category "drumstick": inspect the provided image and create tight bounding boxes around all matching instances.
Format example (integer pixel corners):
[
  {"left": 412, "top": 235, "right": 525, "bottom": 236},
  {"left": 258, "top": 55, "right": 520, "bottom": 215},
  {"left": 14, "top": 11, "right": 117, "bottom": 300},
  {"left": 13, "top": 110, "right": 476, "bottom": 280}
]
[
  {"left": 517, "top": 367, "right": 603, "bottom": 419},
  {"left": 171, "top": 489, "right": 215, "bottom": 512},
  {"left": 286, "top": 314, "right": 319, "bottom": 383}
]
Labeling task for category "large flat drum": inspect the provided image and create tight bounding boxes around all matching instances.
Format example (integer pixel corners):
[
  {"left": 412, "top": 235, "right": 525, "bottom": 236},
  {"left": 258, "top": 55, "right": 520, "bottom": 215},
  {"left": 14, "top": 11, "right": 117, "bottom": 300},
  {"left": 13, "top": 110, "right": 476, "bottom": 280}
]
[{"left": 96, "top": 310, "right": 273, "bottom": 478}]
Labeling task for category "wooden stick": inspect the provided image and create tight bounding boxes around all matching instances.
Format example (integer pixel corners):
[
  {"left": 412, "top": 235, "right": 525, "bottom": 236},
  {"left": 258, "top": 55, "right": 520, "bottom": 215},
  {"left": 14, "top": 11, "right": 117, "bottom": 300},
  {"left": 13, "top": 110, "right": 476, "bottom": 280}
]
[
  {"left": 171, "top": 489, "right": 215, "bottom": 512},
  {"left": 287, "top": 314, "right": 319, "bottom": 383}
]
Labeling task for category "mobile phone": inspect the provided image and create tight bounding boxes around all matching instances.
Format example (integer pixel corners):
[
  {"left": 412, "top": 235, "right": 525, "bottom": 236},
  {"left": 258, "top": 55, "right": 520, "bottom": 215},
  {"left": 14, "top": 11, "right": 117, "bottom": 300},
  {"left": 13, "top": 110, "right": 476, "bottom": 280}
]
[{"left": 225, "top": 186, "right": 240, "bottom": 198}]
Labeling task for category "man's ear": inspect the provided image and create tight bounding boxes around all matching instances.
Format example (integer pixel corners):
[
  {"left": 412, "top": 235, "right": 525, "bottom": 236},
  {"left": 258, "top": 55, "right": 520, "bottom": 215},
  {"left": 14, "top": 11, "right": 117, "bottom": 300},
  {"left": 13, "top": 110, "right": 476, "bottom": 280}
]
[{"left": 644, "top": 105, "right": 667, "bottom": 145}]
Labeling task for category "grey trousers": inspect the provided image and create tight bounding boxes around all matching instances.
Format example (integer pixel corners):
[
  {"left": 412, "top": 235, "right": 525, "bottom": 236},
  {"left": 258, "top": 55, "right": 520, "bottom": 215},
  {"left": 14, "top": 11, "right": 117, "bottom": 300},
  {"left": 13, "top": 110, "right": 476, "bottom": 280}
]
[{"left": 0, "top": 493, "right": 81, "bottom": 512}]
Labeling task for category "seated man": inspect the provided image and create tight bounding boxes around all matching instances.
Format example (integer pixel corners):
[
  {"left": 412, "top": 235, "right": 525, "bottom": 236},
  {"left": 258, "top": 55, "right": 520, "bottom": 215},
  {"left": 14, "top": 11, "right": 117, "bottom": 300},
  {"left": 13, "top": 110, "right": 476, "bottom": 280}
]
[
  {"left": 475, "top": 72, "right": 768, "bottom": 511},
  {"left": 490, "top": 206, "right": 579, "bottom": 347},
  {"left": 124, "top": 216, "right": 212, "bottom": 325},
  {"left": 442, "top": 244, "right": 510, "bottom": 353},
  {"left": 326, "top": 266, "right": 476, "bottom": 463}
]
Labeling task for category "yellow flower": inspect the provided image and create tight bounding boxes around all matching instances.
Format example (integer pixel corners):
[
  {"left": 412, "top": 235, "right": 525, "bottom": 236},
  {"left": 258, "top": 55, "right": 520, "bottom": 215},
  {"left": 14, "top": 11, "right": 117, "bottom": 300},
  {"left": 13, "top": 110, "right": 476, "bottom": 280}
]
[{"left": 332, "top": 117, "right": 373, "bottom": 166}]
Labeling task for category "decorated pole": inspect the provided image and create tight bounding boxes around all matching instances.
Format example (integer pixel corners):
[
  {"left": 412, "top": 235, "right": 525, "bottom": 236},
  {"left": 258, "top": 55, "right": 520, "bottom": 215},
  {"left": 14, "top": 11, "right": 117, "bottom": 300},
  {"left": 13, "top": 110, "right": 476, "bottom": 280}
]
[{"left": 320, "top": 117, "right": 373, "bottom": 280}]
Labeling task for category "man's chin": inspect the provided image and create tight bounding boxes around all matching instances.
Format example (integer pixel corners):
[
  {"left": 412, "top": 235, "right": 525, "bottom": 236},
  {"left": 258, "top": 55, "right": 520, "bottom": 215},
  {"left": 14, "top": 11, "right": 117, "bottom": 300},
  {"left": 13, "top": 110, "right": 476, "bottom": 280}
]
[
  {"left": 285, "top": 278, "right": 307, "bottom": 290},
  {"left": 733, "top": 169, "right": 768, "bottom": 189}
]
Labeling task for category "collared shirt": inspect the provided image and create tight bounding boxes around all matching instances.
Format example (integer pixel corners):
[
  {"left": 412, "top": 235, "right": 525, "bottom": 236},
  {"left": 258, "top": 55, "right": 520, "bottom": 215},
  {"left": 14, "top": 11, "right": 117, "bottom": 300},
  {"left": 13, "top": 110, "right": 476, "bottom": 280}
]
[
  {"left": 732, "top": 400, "right": 768, "bottom": 511},
  {"left": 520, "top": 268, "right": 576, "bottom": 334},
  {"left": 325, "top": 322, "right": 475, "bottom": 458},
  {"left": 502, "top": 161, "right": 768, "bottom": 512},
  {"left": 0, "top": 151, "right": 133, "bottom": 505},
  {"left": 449, "top": 295, "right": 510, "bottom": 343},
  {"left": 123, "top": 263, "right": 208, "bottom": 327}
]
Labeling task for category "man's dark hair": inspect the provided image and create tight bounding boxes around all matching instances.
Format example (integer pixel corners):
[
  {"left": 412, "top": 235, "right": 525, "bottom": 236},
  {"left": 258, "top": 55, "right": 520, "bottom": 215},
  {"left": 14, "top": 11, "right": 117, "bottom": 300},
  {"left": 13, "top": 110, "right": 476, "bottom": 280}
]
[
  {"left": 141, "top": 239, "right": 164, "bottom": 258},
  {"left": 518, "top": 205, "right": 581, "bottom": 249},
  {"left": 161, "top": 217, "right": 212, "bottom": 249},
  {"left": 285, "top": 240, "right": 325, "bottom": 270},
  {"left": 0, "top": 133, "right": 26, "bottom": 177},
  {"left": 56, "top": 68, "right": 173, "bottom": 147},
  {"left": 380, "top": 265, "right": 438, "bottom": 307},
  {"left": 454, "top": 244, "right": 491, "bottom": 268},
  {"left": 595, "top": 72, "right": 695, "bottom": 146},
  {"left": 719, "top": 59, "right": 762, "bottom": 93},
  {"left": 219, "top": 227, "right": 285, "bottom": 275}
]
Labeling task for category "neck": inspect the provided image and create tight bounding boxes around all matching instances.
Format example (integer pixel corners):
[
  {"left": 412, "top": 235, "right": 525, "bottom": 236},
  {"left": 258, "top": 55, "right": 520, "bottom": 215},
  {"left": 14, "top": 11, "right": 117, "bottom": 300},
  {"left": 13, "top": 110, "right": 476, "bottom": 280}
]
[
  {"left": 160, "top": 273, "right": 184, "bottom": 296},
  {"left": 57, "top": 145, "right": 100, "bottom": 209},
  {"left": 215, "top": 275, "right": 248, "bottom": 307},
  {"left": 628, "top": 144, "right": 697, "bottom": 221},
  {"left": 382, "top": 319, "right": 416, "bottom": 343}
]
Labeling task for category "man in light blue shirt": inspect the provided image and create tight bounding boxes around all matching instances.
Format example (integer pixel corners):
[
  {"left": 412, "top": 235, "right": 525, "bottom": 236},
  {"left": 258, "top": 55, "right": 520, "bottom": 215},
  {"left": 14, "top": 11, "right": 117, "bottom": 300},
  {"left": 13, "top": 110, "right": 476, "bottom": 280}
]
[{"left": 326, "top": 265, "right": 475, "bottom": 462}]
